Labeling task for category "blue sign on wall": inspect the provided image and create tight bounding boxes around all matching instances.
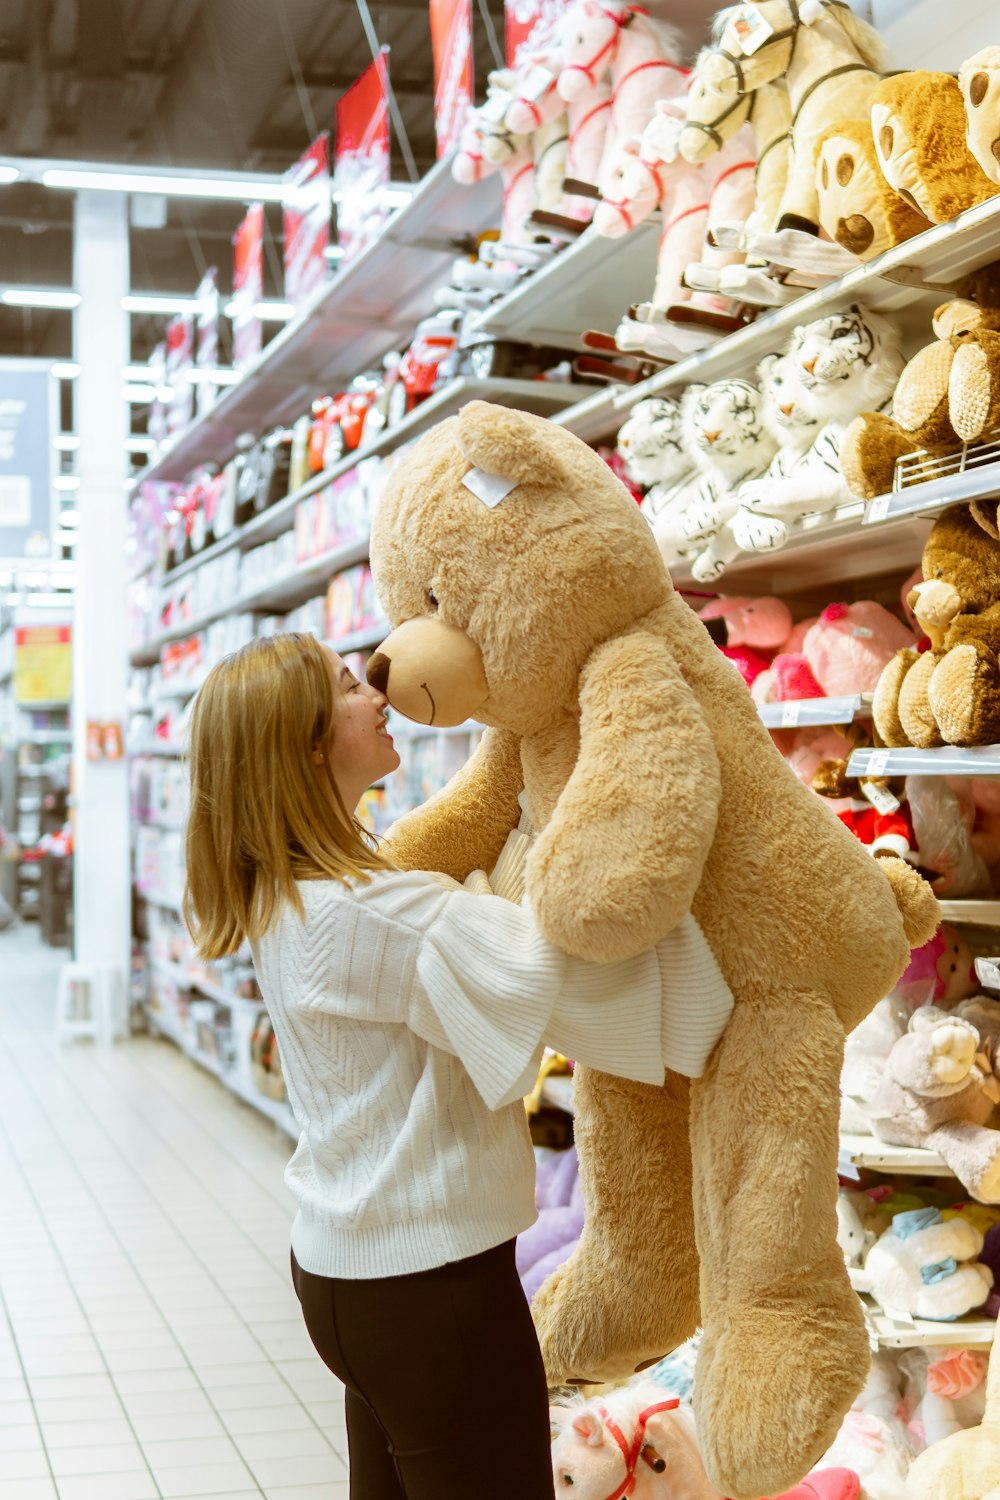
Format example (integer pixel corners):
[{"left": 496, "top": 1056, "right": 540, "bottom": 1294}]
[{"left": 0, "top": 360, "right": 56, "bottom": 566}]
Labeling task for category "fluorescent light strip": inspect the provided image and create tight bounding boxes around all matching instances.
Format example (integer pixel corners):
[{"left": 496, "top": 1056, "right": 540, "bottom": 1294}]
[
  {"left": 125, "top": 294, "right": 293, "bottom": 322},
  {"left": 53, "top": 435, "right": 80, "bottom": 451},
  {"left": 0, "top": 167, "right": 19, "bottom": 185},
  {"left": 3, "top": 288, "right": 81, "bottom": 309},
  {"left": 225, "top": 299, "right": 294, "bottom": 322},
  {"left": 54, "top": 475, "right": 80, "bottom": 491},
  {"left": 58, "top": 511, "right": 79, "bottom": 528},
  {"left": 51, "top": 362, "right": 80, "bottom": 379},
  {"left": 42, "top": 167, "right": 288, "bottom": 203}
]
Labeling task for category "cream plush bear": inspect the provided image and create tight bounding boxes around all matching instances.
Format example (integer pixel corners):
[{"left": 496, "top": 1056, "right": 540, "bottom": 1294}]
[{"left": 365, "top": 400, "right": 939, "bottom": 1498}]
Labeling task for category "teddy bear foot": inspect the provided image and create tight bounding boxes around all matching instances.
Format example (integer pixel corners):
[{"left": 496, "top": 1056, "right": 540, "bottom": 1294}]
[
  {"left": 694, "top": 1275, "right": 869, "bottom": 1500},
  {"left": 531, "top": 1248, "right": 699, "bottom": 1387},
  {"left": 929, "top": 643, "right": 1000, "bottom": 746}
]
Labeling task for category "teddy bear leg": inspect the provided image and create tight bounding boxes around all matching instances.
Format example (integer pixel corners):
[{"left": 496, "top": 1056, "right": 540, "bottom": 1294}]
[
  {"left": 689, "top": 988, "right": 868, "bottom": 1500},
  {"left": 897, "top": 650, "right": 945, "bottom": 748},
  {"left": 929, "top": 643, "right": 1000, "bottom": 746},
  {"left": 872, "top": 647, "right": 919, "bottom": 747},
  {"left": 839, "top": 412, "right": 923, "bottom": 502},
  {"left": 924, "top": 1122, "right": 1000, "bottom": 1203},
  {"left": 531, "top": 1065, "right": 699, "bottom": 1385}
]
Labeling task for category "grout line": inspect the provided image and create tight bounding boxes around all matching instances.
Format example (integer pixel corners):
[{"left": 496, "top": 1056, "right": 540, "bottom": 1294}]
[{"left": 0, "top": 1280, "right": 60, "bottom": 1490}]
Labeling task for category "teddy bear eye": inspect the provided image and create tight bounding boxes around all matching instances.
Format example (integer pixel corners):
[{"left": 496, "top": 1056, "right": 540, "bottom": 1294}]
[{"left": 426, "top": 588, "right": 439, "bottom": 610}]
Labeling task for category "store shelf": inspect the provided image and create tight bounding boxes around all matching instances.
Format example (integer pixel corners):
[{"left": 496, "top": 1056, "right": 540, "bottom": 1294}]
[
  {"left": 331, "top": 624, "right": 387, "bottom": 656},
  {"left": 864, "top": 457, "right": 1000, "bottom": 527},
  {"left": 472, "top": 220, "right": 661, "bottom": 351},
  {"left": 132, "top": 159, "right": 502, "bottom": 486},
  {"left": 758, "top": 694, "right": 868, "bottom": 730},
  {"left": 539, "top": 1074, "right": 575, "bottom": 1114},
  {"left": 839, "top": 1133, "right": 951, "bottom": 1177},
  {"left": 849, "top": 746, "right": 1000, "bottom": 778},
  {"left": 864, "top": 1301, "right": 995, "bottom": 1349},
  {"left": 151, "top": 957, "right": 260, "bottom": 1009},
  {"left": 554, "top": 192, "right": 1000, "bottom": 443},
  {"left": 938, "top": 900, "right": 1000, "bottom": 925}
]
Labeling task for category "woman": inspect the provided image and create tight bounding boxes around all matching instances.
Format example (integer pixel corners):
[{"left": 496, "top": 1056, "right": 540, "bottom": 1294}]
[{"left": 184, "top": 631, "right": 732, "bottom": 1500}]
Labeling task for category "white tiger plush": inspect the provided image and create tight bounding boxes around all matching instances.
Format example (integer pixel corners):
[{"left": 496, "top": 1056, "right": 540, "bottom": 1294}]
[
  {"left": 733, "top": 306, "right": 904, "bottom": 553},
  {"left": 675, "top": 376, "right": 777, "bottom": 581},
  {"left": 616, "top": 398, "right": 702, "bottom": 567}
]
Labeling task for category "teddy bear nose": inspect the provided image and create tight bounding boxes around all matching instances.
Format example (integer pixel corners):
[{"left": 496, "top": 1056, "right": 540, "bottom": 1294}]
[{"left": 366, "top": 652, "right": 391, "bottom": 695}]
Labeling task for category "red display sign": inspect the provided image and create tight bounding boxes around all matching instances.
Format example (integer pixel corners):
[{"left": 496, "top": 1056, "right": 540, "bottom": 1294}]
[
  {"left": 335, "top": 50, "right": 391, "bottom": 266},
  {"left": 195, "top": 267, "right": 220, "bottom": 416},
  {"left": 430, "top": 0, "right": 473, "bottom": 157},
  {"left": 165, "top": 313, "right": 194, "bottom": 437},
  {"left": 283, "top": 133, "right": 331, "bottom": 310},
  {"left": 505, "top": 0, "right": 570, "bottom": 65},
  {"left": 231, "top": 203, "right": 264, "bottom": 370}
]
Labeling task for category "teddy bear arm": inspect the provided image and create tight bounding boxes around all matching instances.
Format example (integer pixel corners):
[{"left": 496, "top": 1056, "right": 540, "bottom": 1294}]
[
  {"left": 526, "top": 630, "right": 721, "bottom": 962},
  {"left": 379, "top": 726, "right": 524, "bottom": 880},
  {"left": 840, "top": 411, "right": 924, "bottom": 500},
  {"left": 924, "top": 1121, "right": 1000, "bottom": 1204}
]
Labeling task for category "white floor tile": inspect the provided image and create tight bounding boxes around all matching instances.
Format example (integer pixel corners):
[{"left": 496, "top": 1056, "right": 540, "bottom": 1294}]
[
  {"left": 0, "top": 1399, "right": 37, "bottom": 1425},
  {"left": 220, "top": 1406, "right": 315, "bottom": 1437},
  {"left": 128, "top": 1408, "right": 227, "bottom": 1443},
  {"left": 1, "top": 1481, "right": 59, "bottom": 1500},
  {"left": 33, "top": 1396, "right": 127, "bottom": 1425},
  {"left": 118, "top": 1388, "right": 214, "bottom": 1420},
  {"left": 231, "top": 1428, "right": 334, "bottom": 1462},
  {"left": 0, "top": 1422, "right": 45, "bottom": 1451},
  {"left": 152, "top": 1460, "right": 258, "bottom": 1497},
  {"left": 247, "top": 1453, "right": 347, "bottom": 1488},
  {"left": 26, "top": 1375, "right": 115, "bottom": 1402},
  {"left": 42, "top": 1418, "right": 137, "bottom": 1448},
  {"left": 140, "top": 1435, "right": 241, "bottom": 1469},
  {"left": 111, "top": 1367, "right": 199, "bottom": 1395},
  {"left": 0, "top": 1449, "right": 53, "bottom": 1480},
  {"left": 49, "top": 1443, "right": 147, "bottom": 1477},
  {"left": 55, "top": 1473, "right": 159, "bottom": 1500},
  {"left": 263, "top": 1486, "right": 350, "bottom": 1500}
]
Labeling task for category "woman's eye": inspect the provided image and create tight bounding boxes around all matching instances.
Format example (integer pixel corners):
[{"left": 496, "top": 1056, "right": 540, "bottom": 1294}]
[{"left": 427, "top": 589, "right": 439, "bottom": 609}]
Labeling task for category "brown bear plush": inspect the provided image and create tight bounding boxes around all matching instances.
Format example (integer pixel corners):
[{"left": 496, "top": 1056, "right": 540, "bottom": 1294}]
[
  {"left": 366, "top": 401, "right": 939, "bottom": 1499},
  {"left": 961, "top": 47, "right": 1000, "bottom": 187},
  {"left": 816, "top": 118, "right": 932, "bottom": 259},
  {"left": 841, "top": 263, "right": 1000, "bottom": 501},
  {"left": 874, "top": 502, "right": 1000, "bottom": 749},
  {"left": 871, "top": 72, "right": 999, "bottom": 224}
]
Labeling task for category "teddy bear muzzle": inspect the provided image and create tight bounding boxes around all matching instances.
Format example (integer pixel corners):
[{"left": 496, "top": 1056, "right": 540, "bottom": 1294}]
[{"left": 365, "top": 615, "right": 490, "bottom": 727}]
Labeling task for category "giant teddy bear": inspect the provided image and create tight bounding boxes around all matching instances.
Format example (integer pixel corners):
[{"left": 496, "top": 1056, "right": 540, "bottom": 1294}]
[{"left": 364, "top": 402, "right": 938, "bottom": 1500}]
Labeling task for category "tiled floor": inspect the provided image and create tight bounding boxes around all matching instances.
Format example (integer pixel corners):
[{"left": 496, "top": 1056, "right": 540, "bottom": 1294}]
[{"left": 0, "top": 924, "right": 350, "bottom": 1499}]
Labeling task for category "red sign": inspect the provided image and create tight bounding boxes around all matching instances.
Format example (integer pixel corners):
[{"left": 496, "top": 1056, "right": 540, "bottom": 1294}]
[
  {"left": 430, "top": 0, "right": 473, "bottom": 157},
  {"left": 195, "top": 267, "right": 220, "bottom": 416},
  {"left": 283, "top": 134, "right": 331, "bottom": 310},
  {"left": 232, "top": 203, "right": 264, "bottom": 370},
  {"left": 165, "top": 313, "right": 194, "bottom": 437},
  {"left": 335, "top": 50, "right": 391, "bottom": 266},
  {"left": 505, "top": 0, "right": 570, "bottom": 65}
]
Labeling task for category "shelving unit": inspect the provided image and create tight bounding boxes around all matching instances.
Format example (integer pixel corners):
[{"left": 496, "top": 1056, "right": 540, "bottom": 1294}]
[
  {"left": 849, "top": 746, "right": 1000, "bottom": 778},
  {"left": 839, "top": 1133, "right": 951, "bottom": 1177},
  {"left": 758, "top": 694, "right": 868, "bottom": 730},
  {"left": 865, "top": 1305, "right": 995, "bottom": 1349}
]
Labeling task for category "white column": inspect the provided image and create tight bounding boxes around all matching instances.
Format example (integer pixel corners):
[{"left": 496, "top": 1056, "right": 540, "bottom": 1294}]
[{"left": 72, "top": 189, "right": 131, "bottom": 1037}]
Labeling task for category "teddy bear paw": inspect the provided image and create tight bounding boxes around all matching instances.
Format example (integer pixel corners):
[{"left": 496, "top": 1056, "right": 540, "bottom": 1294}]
[
  {"left": 926, "top": 1019, "right": 978, "bottom": 1083},
  {"left": 531, "top": 1246, "right": 698, "bottom": 1387},
  {"left": 930, "top": 643, "right": 1000, "bottom": 746}
]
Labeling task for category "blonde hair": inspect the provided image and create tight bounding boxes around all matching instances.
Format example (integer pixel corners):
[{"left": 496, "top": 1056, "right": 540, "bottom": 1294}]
[{"left": 183, "top": 632, "right": 390, "bottom": 959}]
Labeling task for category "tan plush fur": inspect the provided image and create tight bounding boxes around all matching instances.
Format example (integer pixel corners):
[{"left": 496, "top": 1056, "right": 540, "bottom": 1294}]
[
  {"left": 369, "top": 402, "right": 939, "bottom": 1500},
  {"left": 816, "top": 119, "right": 932, "bottom": 258},
  {"left": 872, "top": 72, "right": 999, "bottom": 224}
]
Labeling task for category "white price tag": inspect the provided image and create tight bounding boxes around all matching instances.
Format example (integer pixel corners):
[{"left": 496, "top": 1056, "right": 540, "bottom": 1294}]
[
  {"left": 732, "top": 5, "right": 775, "bottom": 53},
  {"left": 780, "top": 702, "right": 801, "bottom": 728},
  {"left": 462, "top": 467, "right": 519, "bottom": 508},
  {"left": 866, "top": 494, "right": 891, "bottom": 524},
  {"left": 861, "top": 780, "right": 900, "bottom": 815},
  {"left": 976, "top": 958, "right": 1000, "bottom": 990},
  {"left": 867, "top": 750, "right": 891, "bottom": 777},
  {"left": 852, "top": 626, "right": 874, "bottom": 639},
  {"left": 517, "top": 64, "right": 556, "bottom": 103}
]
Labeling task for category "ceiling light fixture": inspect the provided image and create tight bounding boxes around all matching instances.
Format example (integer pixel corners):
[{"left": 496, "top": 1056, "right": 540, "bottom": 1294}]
[
  {"left": 0, "top": 166, "right": 19, "bottom": 185},
  {"left": 122, "top": 294, "right": 200, "bottom": 315},
  {"left": 222, "top": 299, "right": 294, "bottom": 322},
  {"left": 54, "top": 476, "right": 80, "bottom": 490},
  {"left": 41, "top": 166, "right": 287, "bottom": 203},
  {"left": 2, "top": 288, "right": 81, "bottom": 309},
  {"left": 53, "top": 435, "right": 80, "bottom": 451},
  {"left": 50, "top": 362, "right": 81, "bottom": 379},
  {"left": 122, "top": 383, "right": 160, "bottom": 402}
]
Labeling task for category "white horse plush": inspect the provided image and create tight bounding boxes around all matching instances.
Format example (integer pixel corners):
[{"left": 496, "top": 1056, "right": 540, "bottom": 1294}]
[{"left": 551, "top": 1382, "right": 725, "bottom": 1499}]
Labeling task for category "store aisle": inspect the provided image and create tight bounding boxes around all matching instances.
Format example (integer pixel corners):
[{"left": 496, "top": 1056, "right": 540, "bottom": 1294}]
[{"left": 0, "top": 927, "right": 349, "bottom": 1500}]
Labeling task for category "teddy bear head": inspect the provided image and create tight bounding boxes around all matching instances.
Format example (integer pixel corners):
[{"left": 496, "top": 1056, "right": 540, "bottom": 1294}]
[
  {"left": 920, "top": 504, "right": 1000, "bottom": 618},
  {"left": 616, "top": 397, "right": 688, "bottom": 488},
  {"left": 367, "top": 402, "right": 669, "bottom": 733},
  {"left": 815, "top": 118, "right": 932, "bottom": 259},
  {"left": 960, "top": 47, "right": 1000, "bottom": 187}
]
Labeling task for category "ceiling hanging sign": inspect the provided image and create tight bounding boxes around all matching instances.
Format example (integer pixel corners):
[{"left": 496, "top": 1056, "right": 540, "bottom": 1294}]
[
  {"left": 334, "top": 49, "right": 392, "bottom": 267},
  {"left": 283, "top": 133, "right": 332, "bottom": 311},
  {"left": 195, "top": 267, "right": 220, "bottom": 415},
  {"left": 14, "top": 623, "right": 72, "bottom": 705},
  {"left": 430, "top": 0, "right": 474, "bottom": 157},
  {"left": 0, "top": 360, "right": 56, "bottom": 567},
  {"left": 231, "top": 202, "right": 265, "bottom": 371},
  {"left": 505, "top": 0, "right": 571, "bottom": 64}
]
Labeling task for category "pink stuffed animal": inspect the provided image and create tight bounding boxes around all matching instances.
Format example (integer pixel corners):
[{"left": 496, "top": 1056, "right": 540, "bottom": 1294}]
[
  {"left": 699, "top": 594, "right": 793, "bottom": 687},
  {"left": 802, "top": 602, "right": 917, "bottom": 698}
]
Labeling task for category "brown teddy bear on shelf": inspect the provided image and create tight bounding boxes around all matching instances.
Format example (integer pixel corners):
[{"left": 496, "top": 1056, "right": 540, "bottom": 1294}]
[
  {"left": 871, "top": 71, "right": 999, "bottom": 224},
  {"left": 815, "top": 118, "right": 932, "bottom": 260},
  {"left": 873, "top": 502, "right": 1000, "bottom": 749},
  {"left": 840, "top": 262, "right": 1000, "bottom": 501},
  {"left": 365, "top": 401, "right": 939, "bottom": 1500}
]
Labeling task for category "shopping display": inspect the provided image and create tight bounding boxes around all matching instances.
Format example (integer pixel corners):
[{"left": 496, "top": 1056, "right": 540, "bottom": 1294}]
[{"left": 0, "top": 0, "right": 975, "bottom": 1495}]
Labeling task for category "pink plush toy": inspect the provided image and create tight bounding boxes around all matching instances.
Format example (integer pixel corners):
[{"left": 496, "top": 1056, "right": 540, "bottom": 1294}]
[
  {"left": 699, "top": 594, "right": 793, "bottom": 687},
  {"left": 803, "top": 602, "right": 917, "bottom": 698},
  {"left": 780, "top": 727, "right": 855, "bottom": 790},
  {"left": 551, "top": 1382, "right": 862, "bottom": 1500},
  {"left": 752, "top": 652, "right": 826, "bottom": 704},
  {"left": 504, "top": 45, "right": 612, "bottom": 222},
  {"left": 889, "top": 923, "right": 978, "bottom": 1010}
]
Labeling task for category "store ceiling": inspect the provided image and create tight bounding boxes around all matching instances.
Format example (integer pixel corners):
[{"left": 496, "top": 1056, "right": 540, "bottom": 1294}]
[{"left": 0, "top": 0, "right": 721, "bottom": 364}]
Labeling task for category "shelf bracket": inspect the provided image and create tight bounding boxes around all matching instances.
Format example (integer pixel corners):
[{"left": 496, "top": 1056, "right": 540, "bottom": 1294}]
[{"left": 874, "top": 265, "right": 959, "bottom": 295}]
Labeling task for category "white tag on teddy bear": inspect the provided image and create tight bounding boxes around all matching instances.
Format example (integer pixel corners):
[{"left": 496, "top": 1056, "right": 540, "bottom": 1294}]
[
  {"left": 462, "top": 467, "right": 519, "bottom": 508},
  {"left": 861, "top": 779, "right": 900, "bottom": 815},
  {"left": 732, "top": 6, "right": 775, "bottom": 54},
  {"left": 975, "top": 957, "right": 1000, "bottom": 991},
  {"left": 852, "top": 626, "right": 874, "bottom": 639}
]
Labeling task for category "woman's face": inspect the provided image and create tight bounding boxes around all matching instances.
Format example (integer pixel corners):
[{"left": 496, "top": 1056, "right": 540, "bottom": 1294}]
[{"left": 317, "top": 647, "right": 400, "bottom": 808}]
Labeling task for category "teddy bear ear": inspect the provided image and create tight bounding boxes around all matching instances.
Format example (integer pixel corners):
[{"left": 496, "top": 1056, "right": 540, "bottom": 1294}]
[
  {"left": 970, "top": 498, "right": 1000, "bottom": 540},
  {"left": 456, "top": 400, "right": 572, "bottom": 490}
]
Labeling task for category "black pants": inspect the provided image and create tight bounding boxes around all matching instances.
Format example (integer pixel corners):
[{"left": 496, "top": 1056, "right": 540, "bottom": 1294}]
[{"left": 291, "top": 1239, "right": 555, "bottom": 1500}]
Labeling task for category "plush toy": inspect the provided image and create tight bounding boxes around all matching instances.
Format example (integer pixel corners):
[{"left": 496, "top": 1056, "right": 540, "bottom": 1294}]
[
  {"left": 615, "top": 397, "right": 701, "bottom": 567},
  {"left": 815, "top": 117, "right": 933, "bottom": 259},
  {"left": 812, "top": 756, "right": 916, "bottom": 863},
  {"left": 858, "top": 1205, "right": 993, "bottom": 1320},
  {"left": 803, "top": 602, "right": 916, "bottom": 699},
  {"left": 780, "top": 725, "right": 854, "bottom": 790},
  {"left": 367, "top": 401, "right": 939, "bottom": 1498},
  {"left": 818, "top": 1353, "right": 914, "bottom": 1500},
  {"left": 890, "top": 925, "right": 978, "bottom": 1011},
  {"left": 751, "top": 652, "right": 826, "bottom": 704},
  {"left": 869, "top": 1008, "right": 1000, "bottom": 1202},
  {"left": 908, "top": 778, "right": 993, "bottom": 899},
  {"left": 503, "top": 44, "right": 610, "bottom": 222},
  {"left": 907, "top": 1327, "right": 1000, "bottom": 1499},
  {"left": 960, "top": 48, "right": 1000, "bottom": 189},
  {"left": 517, "top": 1147, "right": 583, "bottom": 1301},
  {"left": 871, "top": 504, "right": 1000, "bottom": 749},
  {"left": 841, "top": 264, "right": 1000, "bottom": 502},
  {"left": 841, "top": 999, "right": 908, "bottom": 1135},
  {"left": 734, "top": 307, "right": 904, "bottom": 553},
  {"left": 677, "top": 0, "right": 886, "bottom": 259},
  {"left": 899, "top": 1346, "right": 989, "bottom": 1455},
  {"left": 673, "top": 375, "right": 778, "bottom": 581},
  {"left": 871, "top": 72, "right": 999, "bottom": 226},
  {"left": 697, "top": 594, "right": 794, "bottom": 688}
]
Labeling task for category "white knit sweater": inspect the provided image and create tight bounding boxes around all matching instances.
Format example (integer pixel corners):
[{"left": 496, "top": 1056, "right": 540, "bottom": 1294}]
[{"left": 251, "top": 870, "right": 732, "bottom": 1279}]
